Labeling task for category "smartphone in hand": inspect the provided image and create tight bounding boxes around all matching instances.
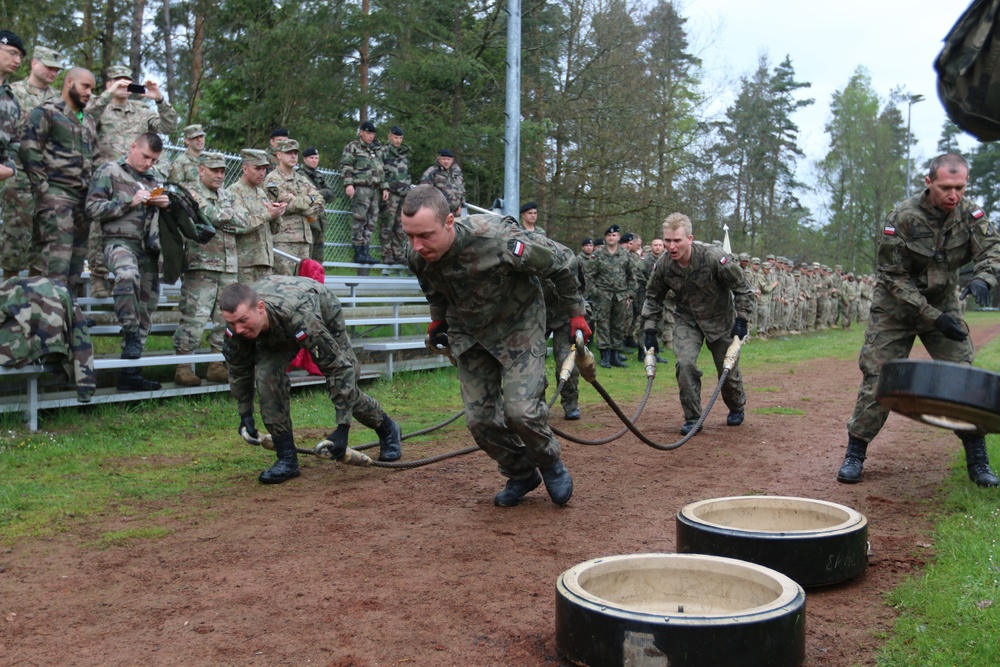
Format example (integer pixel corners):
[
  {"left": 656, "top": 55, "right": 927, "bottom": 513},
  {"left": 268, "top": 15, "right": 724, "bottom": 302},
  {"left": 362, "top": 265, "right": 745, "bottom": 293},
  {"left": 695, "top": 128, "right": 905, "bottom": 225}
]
[{"left": 127, "top": 83, "right": 146, "bottom": 95}]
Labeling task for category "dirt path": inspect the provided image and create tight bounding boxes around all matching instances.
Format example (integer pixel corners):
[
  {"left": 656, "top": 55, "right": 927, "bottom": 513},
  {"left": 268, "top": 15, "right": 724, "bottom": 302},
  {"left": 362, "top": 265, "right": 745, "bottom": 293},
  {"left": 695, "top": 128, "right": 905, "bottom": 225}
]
[{"left": 3, "top": 324, "right": 999, "bottom": 666}]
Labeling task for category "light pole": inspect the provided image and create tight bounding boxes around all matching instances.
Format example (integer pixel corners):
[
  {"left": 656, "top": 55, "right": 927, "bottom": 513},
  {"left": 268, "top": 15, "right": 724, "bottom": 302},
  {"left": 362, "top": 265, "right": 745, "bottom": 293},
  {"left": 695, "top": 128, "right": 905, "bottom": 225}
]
[{"left": 905, "top": 93, "right": 925, "bottom": 197}]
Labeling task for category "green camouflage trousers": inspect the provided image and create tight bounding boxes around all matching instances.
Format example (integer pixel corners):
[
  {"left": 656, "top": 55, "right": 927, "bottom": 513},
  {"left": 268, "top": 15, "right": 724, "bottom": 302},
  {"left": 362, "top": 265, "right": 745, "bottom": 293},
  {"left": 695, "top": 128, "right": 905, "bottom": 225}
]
[
  {"left": 105, "top": 242, "right": 159, "bottom": 348},
  {"left": 673, "top": 319, "right": 746, "bottom": 422},
  {"left": 86, "top": 217, "right": 109, "bottom": 284},
  {"left": 378, "top": 191, "right": 408, "bottom": 263},
  {"left": 237, "top": 265, "right": 272, "bottom": 286},
  {"left": 30, "top": 188, "right": 89, "bottom": 292},
  {"left": 172, "top": 269, "right": 237, "bottom": 354},
  {"left": 549, "top": 322, "right": 579, "bottom": 413},
  {"left": 593, "top": 295, "right": 628, "bottom": 352},
  {"left": 457, "top": 341, "right": 561, "bottom": 480},
  {"left": 0, "top": 173, "right": 37, "bottom": 273},
  {"left": 310, "top": 217, "right": 327, "bottom": 263},
  {"left": 274, "top": 241, "right": 310, "bottom": 276},
  {"left": 350, "top": 185, "right": 379, "bottom": 246},
  {"left": 847, "top": 305, "right": 972, "bottom": 443}
]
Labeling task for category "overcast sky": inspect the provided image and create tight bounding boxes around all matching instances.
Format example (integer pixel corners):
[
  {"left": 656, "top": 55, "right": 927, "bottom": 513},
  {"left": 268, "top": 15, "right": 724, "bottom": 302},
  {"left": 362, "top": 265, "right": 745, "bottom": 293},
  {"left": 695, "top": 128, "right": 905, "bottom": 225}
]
[{"left": 681, "top": 0, "right": 976, "bottom": 204}]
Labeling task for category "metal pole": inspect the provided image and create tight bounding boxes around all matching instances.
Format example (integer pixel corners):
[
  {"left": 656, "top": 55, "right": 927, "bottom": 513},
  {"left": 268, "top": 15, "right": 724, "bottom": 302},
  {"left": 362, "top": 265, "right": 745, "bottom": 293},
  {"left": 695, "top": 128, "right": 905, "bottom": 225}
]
[
  {"left": 905, "top": 94, "right": 925, "bottom": 198},
  {"left": 502, "top": 0, "right": 521, "bottom": 218}
]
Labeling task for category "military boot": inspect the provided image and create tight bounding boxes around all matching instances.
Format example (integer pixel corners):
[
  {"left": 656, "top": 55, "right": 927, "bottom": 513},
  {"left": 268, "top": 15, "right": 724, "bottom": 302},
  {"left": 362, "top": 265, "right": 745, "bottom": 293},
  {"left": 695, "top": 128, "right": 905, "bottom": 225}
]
[
  {"left": 961, "top": 435, "right": 1000, "bottom": 488},
  {"left": 259, "top": 432, "right": 301, "bottom": 484},
  {"left": 540, "top": 460, "right": 573, "bottom": 505},
  {"left": 353, "top": 245, "right": 367, "bottom": 264},
  {"left": 599, "top": 349, "right": 612, "bottom": 369},
  {"left": 89, "top": 276, "right": 111, "bottom": 299},
  {"left": 121, "top": 330, "right": 143, "bottom": 359},
  {"left": 374, "top": 415, "right": 402, "bottom": 462},
  {"left": 359, "top": 245, "right": 378, "bottom": 265},
  {"left": 206, "top": 361, "right": 229, "bottom": 383},
  {"left": 836, "top": 435, "right": 868, "bottom": 484},
  {"left": 174, "top": 363, "right": 201, "bottom": 387},
  {"left": 494, "top": 469, "right": 542, "bottom": 507},
  {"left": 117, "top": 367, "right": 162, "bottom": 391},
  {"left": 610, "top": 350, "right": 628, "bottom": 368},
  {"left": 624, "top": 336, "right": 638, "bottom": 349}
]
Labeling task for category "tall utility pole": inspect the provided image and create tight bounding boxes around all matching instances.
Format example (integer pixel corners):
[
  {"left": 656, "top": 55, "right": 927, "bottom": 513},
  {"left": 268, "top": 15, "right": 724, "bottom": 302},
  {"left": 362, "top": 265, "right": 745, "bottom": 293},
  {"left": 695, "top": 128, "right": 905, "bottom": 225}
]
[
  {"left": 502, "top": 0, "right": 521, "bottom": 218},
  {"left": 905, "top": 93, "right": 925, "bottom": 197}
]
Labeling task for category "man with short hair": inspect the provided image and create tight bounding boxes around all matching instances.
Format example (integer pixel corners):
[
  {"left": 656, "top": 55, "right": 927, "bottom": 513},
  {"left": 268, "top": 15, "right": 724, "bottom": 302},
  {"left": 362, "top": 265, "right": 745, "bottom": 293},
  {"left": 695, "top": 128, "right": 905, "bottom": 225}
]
[
  {"left": 590, "top": 224, "right": 636, "bottom": 368},
  {"left": 519, "top": 201, "right": 544, "bottom": 235},
  {"left": 221, "top": 276, "right": 403, "bottom": 484},
  {"left": 402, "top": 184, "right": 589, "bottom": 507},
  {"left": 378, "top": 125, "right": 412, "bottom": 264},
  {"left": 19, "top": 67, "right": 98, "bottom": 292},
  {"left": 340, "top": 120, "right": 388, "bottom": 264},
  {"left": 266, "top": 128, "right": 288, "bottom": 172},
  {"left": 640, "top": 238, "right": 671, "bottom": 363},
  {"left": 10, "top": 45, "right": 61, "bottom": 121},
  {"left": 168, "top": 124, "right": 206, "bottom": 185},
  {"left": 85, "top": 132, "right": 169, "bottom": 391},
  {"left": 0, "top": 31, "right": 28, "bottom": 271},
  {"left": 641, "top": 212, "right": 753, "bottom": 435},
  {"left": 837, "top": 153, "right": 1000, "bottom": 488},
  {"left": 420, "top": 149, "right": 465, "bottom": 214},
  {"left": 299, "top": 146, "right": 337, "bottom": 263},
  {"left": 263, "top": 138, "right": 324, "bottom": 275},
  {"left": 172, "top": 152, "right": 250, "bottom": 387},
  {"left": 231, "top": 149, "right": 285, "bottom": 284}
]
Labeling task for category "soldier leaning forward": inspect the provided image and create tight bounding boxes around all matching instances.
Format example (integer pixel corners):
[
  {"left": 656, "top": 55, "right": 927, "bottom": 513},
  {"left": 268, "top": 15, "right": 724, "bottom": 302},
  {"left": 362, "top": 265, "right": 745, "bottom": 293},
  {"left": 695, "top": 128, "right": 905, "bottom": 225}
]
[{"left": 221, "top": 276, "right": 403, "bottom": 484}]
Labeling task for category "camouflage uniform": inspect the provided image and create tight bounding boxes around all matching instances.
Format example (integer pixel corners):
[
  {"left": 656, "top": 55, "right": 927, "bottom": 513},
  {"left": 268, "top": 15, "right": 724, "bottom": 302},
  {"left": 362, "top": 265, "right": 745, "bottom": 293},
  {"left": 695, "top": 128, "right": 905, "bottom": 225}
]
[
  {"left": 755, "top": 265, "right": 779, "bottom": 336},
  {"left": 838, "top": 276, "right": 859, "bottom": 329},
  {"left": 263, "top": 159, "right": 323, "bottom": 275},
  {"left": 847, "top": 192, "right": 1000, "bottom": 442},
  {"left": 230, "top": 176, "right": 276, "bottom": 284},
  {"left": 299, "top": 164, "right": 337, "bottom": 262},
  {"left": 543, "top": 242, "right": 585, "bottom": 417},
  {"left": 0, "top": 276, "right": 95, "bottom": 401},
  {"left": 167, "top": 150, "right": 201, "bottom": 185},
  {"left": 19, "top": 98, "right": 97, "bottom": 291},
  {"left": 84, "top": 158, "right": 162, "bottom": 352},
  {"left": 1, "top": 79, "right": 57, "bottom": 273},
  {"left": 84, "top": 87, "right": 178, "bottom": 295},
  {"left": 172, "top": 176, "right": 248, "bottom": 355},
  {"left": 420, "top": 162, "right": 465, "bottom": 213},
  {"left": 408, "top": 213, "right": 585, "bottom": 481},
  {"left": 378, "top": 141, "right": 411, "bottom": 263},
  {"left": 224, "top": 275, "right": 387, "bottom": 436},
  {"left": 642, "top": 244, "right": 754, "bottom": 424},
  {"left": 589, "top": 244, "right": 637, "bottom": 354},
  {"left": 339, "top": 138, "right": 386, "bottom": 247}
]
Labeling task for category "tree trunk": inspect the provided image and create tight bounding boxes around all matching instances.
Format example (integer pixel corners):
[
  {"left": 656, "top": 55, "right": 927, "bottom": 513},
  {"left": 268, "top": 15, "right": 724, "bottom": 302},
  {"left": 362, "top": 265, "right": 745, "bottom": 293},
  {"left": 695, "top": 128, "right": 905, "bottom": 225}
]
[
  {"left": 360, "top": 0, "right": 370, "bottom": 122},
  {"left": 451, "top": 5, "right": 462, "bottom": 130},
  {"left": 81, "top": 1, "right": 95, "bottom": 71},
  {"left": 130, "top": 0, "right": 146, "bottom": 80},
  {"left": 101, "top": 0, "right": 119, "bottom": 83},
  {"left": 189, "top": 11, "right": 205, "bottom": 121},
  {"left": 162, "top": 0, "right": 175, "bottom": 102}
]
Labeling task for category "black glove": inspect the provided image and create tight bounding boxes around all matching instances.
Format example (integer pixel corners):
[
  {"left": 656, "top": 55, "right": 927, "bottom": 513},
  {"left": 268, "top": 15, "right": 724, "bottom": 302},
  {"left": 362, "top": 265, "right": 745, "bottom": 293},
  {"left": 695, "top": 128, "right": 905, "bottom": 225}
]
[
  {"left": 239, "top": 413, "right": 260, "bottom": 444},
  {"left": 643, "top": 329, "right": 659, "bottom": 354},
  {"left": 324, "top": 424, "right": 351, "bottom": 461},
  {"left": 731, "top": 317, "right": 749, "bottom": 341},
  {"left": 427, "top": 320, "right": 449, "bottom": 348},
  {"left": 934, "top": 313, "right": 968, "bottom": 342},
  {"left": 960, "top": 278, "right": 991, "bottom": 308}
]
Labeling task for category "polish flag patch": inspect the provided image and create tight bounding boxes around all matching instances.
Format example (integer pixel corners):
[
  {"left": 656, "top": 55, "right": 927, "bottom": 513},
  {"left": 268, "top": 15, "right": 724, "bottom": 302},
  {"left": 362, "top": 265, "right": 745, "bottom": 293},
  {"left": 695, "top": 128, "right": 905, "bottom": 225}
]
[
  {"left": 225, "top": 327, "right": 234, "bottom": 338},
  {"left": 973, "top": 207, "right": 985, "bottom": 219},
  {"left": 719, "top": 256, "right": 727, "bottom": 264},
  {"left": 884, "top": 226, "right": 896, "bottom": 235},
  {"left": 295, "top": 330, "right": 308, "bottom": 342},
  {"left": 511, "top": 240, "right": 525, "bottom": 257}
]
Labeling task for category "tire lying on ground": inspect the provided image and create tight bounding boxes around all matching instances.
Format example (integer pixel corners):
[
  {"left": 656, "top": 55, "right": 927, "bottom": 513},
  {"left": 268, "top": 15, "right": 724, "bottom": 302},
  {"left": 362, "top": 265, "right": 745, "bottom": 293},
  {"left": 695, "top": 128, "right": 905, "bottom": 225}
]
[
  {"left": 876, "top": 359, "right": 1000, "bottom": 433},
  {"left": 676, "top": 495, "right": 868, "bottom": 588},
  {"left": 555, "top": 553, "right": 805, "bottom": 667}
]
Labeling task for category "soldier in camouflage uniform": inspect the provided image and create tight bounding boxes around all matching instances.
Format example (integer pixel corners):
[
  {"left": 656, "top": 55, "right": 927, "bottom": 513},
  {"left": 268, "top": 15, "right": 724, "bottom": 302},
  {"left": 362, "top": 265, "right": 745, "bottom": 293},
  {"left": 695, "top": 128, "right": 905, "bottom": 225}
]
[
  {"left": 299, "top": 146, "right": 337, "bottom": 263},
  {"left": 264, "top": 138, "right": 324, "bottom": 275},
  {"left": 519, "top": 201, "right": 545, "bottom": 235},
  {"left": 85, "top": 132, "right": 169, "bottom": 391},
  {"left": 0, "top": 31, "right": 22, "bottom": 214},
  {"left": 172, "top": 153, "right": 251, "bottom": 387},
  {"left": 231, "top": 149, "right": 285, "bottom": 283},
  {"left": 1, "top": 45, "right": 62, "bottom": 274},
  {"left": 167, "top": 124, "right": 205, "bottom": 185},
  {"left": 221, "top": 276, "right": 403, "bottom": 484},
  {"left": 638, "top": 238, "right": 670, "bottom": 363},
  {"left": 0, "top": 275, "right": 95, "bottom": 402},
  {"left": 84, "top": 65, "right": 178, "bottom": 298},
  {"left": 755, "top": 259, "right": 779, "bottom": 339},
  {"left": 20, "top": 68, "right": 98, "bottom": 293},
  {"left": 420, "top": 149, "right": 465, "bottom": 214},
  {"left": 838, "top": 272, "right": 860, "bottom": 329},
  {"left": 839, "top": 154, "right": 1000, "bottom": 488},
  {"left": 641, "top": 212, "right": 753, "bottom": 436},
  {"left": 265, "top": 128, "right": 288, "bottom": 173},
  {"left": 542, "top": 241, "right": 586, "bottom": 420},
  {"left": 340, "top": 120, "right": 387, "bottom": 265},
  {"left": 590, "top": 224, "right": 637, "bottom": 368},
  {"left": 402, "top": 185, "right": 589, "bottom": 507},
  {"left": 378, "top": 126, "right": 411, "bottom": 265},
  {"left": 622, "top": 232, "right": 645, "bottom": 350}
]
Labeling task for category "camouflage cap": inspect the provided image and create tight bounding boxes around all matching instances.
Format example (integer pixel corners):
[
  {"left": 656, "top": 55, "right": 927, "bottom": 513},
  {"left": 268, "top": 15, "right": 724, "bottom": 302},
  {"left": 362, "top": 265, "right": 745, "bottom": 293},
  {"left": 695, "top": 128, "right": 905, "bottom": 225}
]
[
  {"left": 33, "top": 46, "right": 64, "bottom": 69},
  {"left": 751, "top": 257, "right": 761, "bottom": 264},
  {"left": 812, "top": 261, "right": 821, "bottom": 268},
  {"left": 182, "top": 124, "right": 206, "bottom": 139},
  {"left": 834, "top": 264, "right": 843, "bottom": 270},
  {"left": 106, "top": 65, "right": 133, "bottom": 80},
  {"left": 765, "top": 253, "right": 775, "bottom": 260},
  {"left": 274, "top": 138, "right": 299, "bottom": 153},
  {"left": 199, "top": 152, "right": 227, "bottom": 169},
  {"left": 240, "top": 149, "right": 270, "bottom": 167},
  {"left": 739, "top": 252, "right": 750, "bottom": 261},
  {"left": 762, "top": 261, "right": 773, "bottom": 269}
]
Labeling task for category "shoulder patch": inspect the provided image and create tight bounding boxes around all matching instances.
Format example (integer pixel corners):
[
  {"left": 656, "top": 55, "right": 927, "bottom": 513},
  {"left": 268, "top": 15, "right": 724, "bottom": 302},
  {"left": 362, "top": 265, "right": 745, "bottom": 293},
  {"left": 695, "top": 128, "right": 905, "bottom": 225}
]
[
  {"left": 973, "top": 207, "right": 985, "bottom": 219},
  {"left": 719, "top": 255, "right": 727, "bottom": 264},
  {"left": 509, "top": 239, "right": 525, "bottom": 257},
  {"left": 295, "top": 330, "right": 308, "bottom": 342},
  {"left": 225, "top": 327, "right": 235, "bottom": 338},
  {"left": 883, "top": 226, "right": 896, "bottom": 236}
]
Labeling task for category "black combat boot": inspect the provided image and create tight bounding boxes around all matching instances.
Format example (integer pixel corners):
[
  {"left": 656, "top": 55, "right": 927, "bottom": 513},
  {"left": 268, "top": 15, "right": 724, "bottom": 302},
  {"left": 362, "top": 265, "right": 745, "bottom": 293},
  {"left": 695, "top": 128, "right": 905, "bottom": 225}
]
[
  {"left": 121, "top": 330, "right": 143, "bottom": 359},
  {"left": 259, "top": 432, "right": 301, "bottom": 484},
  {"left": 359, "top": 246, "right": 379, "bottom": 265},
  {"left": 680, "top": 420, "right": 700, "bottom": 436},
  {"left": 494, "top": 469, "right": 542, "bottom": 507},
  {"left": 353, "top": 245, "right": 367, "bottom": 264},
  {"left": 610, "top": 350, "right": 628, "bottom": 368},
  {"left": 599, "top": 349, "right": 612, "bottom": 368},
  {"left": 836, "top": 435, "right": 868, "bottom": 484},
  {"left": 540, "top": 460, "right": 573, "bottom": 505},
  {"left": 375, "top": 415, "right": 402, "bottom": 462},
  {"left": 624, "top": 336, "right": 638, "bottom": 349},
  {"left": 117, "top": 367, "right": 162, "bottom": 391},
  {"left": 960, "top": 434, "right": 1000, "bottom": 488},
  {"left": 726, "top": 409, "right": 745, "bottom": 426}
]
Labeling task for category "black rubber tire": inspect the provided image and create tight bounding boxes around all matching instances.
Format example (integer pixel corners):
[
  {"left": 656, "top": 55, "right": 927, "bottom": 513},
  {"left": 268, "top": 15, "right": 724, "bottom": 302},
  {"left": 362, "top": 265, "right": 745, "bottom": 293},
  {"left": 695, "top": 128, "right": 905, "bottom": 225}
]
[
  {"left": 555, "top": 553, "right": 806, "bottom": 667},
  {"left": 876, "top": 359, "right": 1000, "bottom": 433},
  {"left": 675, "top": 496, "right": 868, "bottom": 588}
]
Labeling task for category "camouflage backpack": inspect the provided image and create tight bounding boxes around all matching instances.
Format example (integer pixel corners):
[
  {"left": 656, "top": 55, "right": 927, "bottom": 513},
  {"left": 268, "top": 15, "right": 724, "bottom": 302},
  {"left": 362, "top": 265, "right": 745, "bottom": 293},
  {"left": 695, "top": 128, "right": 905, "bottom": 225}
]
[{"left": 935, "top": 0, "right": 1000, "bottom": 141}]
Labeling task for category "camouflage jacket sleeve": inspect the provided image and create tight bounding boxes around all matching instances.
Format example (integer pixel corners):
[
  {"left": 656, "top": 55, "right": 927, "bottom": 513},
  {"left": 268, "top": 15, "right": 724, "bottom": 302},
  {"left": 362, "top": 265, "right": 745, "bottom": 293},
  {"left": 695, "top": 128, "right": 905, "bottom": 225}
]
[
  {"left": 222, "top": 328, "right": 257, "bottom": 415},
  {"left": 264, "top": 172, "right": 324, "bottom": 217},
  {"left": 84, "top": 162, "right": 133, "bottom": 222},
  {"left": 229, "top": 181, "right": 273, "bottom": 235},
  {"left": 190, "top": 185, "right": 248, "bottom": 234},
  {"left": 146, "top": 101, "right": 179, "bottom": 134},
  {"left": 83, "top": 89, "right": 113, "bottom": 121},
  {"left": 0, "top": 83, "right": 18, "bottom": 173},
  {"left": 641, "top": 259, "right": 669, "bottom": 331},
  {"left": 18, "top": 105, "right": 51, "bottom": 196}
]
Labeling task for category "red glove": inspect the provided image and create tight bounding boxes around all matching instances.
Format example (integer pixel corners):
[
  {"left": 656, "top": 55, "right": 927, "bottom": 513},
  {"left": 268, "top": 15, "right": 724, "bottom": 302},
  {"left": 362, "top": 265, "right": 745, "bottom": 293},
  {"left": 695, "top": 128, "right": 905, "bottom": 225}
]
[
  {"left": 569, "top": 315, "right": 592, "bottom": 344},
  {"left": 427, "top": 320, "right": 449, "bottom": 348}
]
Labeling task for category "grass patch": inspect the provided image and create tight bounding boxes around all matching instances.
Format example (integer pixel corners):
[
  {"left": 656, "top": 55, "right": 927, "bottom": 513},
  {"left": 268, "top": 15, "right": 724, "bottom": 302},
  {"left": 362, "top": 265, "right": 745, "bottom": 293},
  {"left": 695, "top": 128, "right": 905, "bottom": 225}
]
[
  {"left": 93, "top": 526, "right": 174, "bottom": 549},
  {"left": 753, "top": 406, "right": 805, "bottom": 416}
]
